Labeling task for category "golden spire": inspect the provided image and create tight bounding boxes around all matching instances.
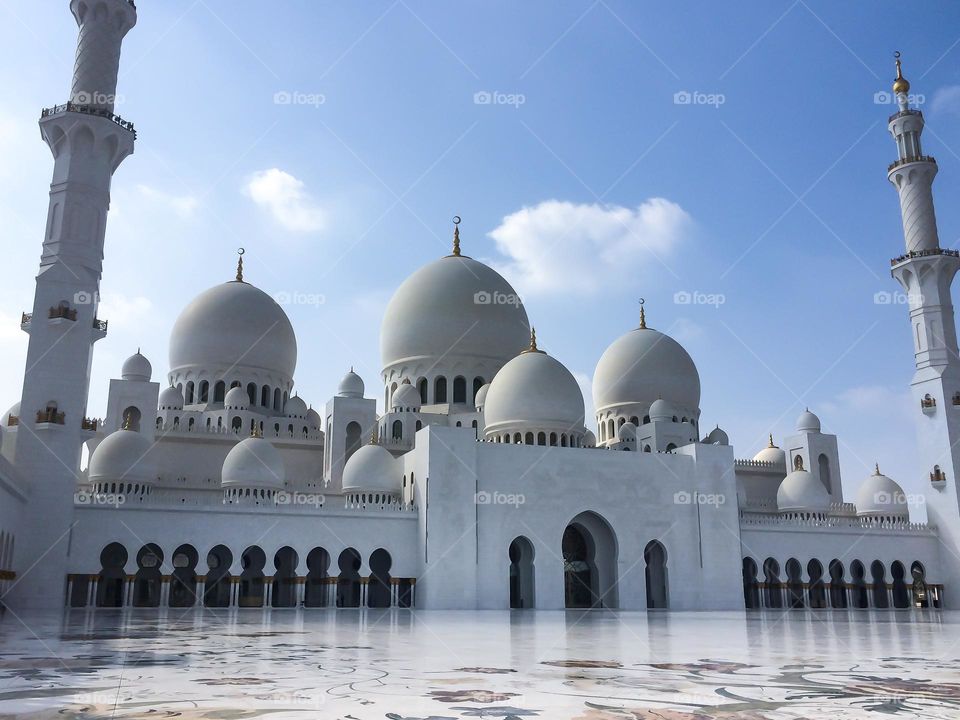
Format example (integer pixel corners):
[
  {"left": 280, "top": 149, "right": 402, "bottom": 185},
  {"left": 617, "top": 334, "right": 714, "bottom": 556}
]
[
  {"left": 639, "top": 298, "right": 647, "bottom": 329},
  {"left": 523, "top": 326, "right": 544, "bottom": 354},
  {"left": 768, "top": 433, "right": 775, "bottom": 448},
  {"left": 893, "top": 51, "right": 910, "bottom": 95},
  {"left": 235, "top": 247, "right": 245, "bottom": 282},
  {"left": 251, "top": 423, "right": 262, "bottom": 439},
  {"left": 370, "top": 425, "right": 379, "bottom": 445},
  {"left": 874, "top": 462, "right": 881, "bottom": 475},
  {"left": 451, "top": 215, "right": 461, "bottom": 257},
  {"left": 122, "top": 410, "right": 132, "bottom": 431}
]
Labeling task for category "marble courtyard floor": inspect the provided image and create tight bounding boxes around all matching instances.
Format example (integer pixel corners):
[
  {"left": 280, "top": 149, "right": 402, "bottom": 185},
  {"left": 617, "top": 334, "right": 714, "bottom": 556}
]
[{"left": 0, "top": 608, "right": 958, "bottom": 719}]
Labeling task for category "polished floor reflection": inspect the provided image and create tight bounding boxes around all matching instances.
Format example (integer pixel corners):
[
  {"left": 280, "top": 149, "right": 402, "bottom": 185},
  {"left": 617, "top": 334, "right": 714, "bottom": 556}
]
[{"left": 0, "top": 609, "right": 958, "bottom": 719}]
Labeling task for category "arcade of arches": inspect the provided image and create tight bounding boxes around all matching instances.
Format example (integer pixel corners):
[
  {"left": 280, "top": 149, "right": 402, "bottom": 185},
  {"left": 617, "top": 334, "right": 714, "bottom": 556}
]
[
  {"left": 742, "top": 556, "right": 943, "bottom": 610},
  {"left": 68, "top": 543, "right": 416, "bottom": 609}
]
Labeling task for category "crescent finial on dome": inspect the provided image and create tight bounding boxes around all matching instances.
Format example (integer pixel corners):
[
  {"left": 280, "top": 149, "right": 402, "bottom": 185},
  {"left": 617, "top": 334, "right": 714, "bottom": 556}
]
[
  {"left": 768, "top": 433, "right": 775, "bottom": 448},
  {"left": 639, "top": 298, "right": 647, "bottom": 329},
  {"left": 523, "top": 326, "right": 544, "bottom": 354},
  {"left": 122, "top": 410, "right": 133, "bottom": 431},
  {"left": 893, "top": 51, "right": 910, "bottom": 95},
  {"left": 251, "top": 423, "right": 262, "bottom": 439},
  {"left": 236, "top": 247, "right": 246, "bottom": 283},
  {"left": 451, "top": 215, "right": 461, "bottom": 257}
]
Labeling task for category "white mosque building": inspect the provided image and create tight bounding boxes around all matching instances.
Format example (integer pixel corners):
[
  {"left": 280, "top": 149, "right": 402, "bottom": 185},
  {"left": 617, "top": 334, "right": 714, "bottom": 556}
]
[{"left": 0, "top": 2, "right": 956, "bottom": 613}]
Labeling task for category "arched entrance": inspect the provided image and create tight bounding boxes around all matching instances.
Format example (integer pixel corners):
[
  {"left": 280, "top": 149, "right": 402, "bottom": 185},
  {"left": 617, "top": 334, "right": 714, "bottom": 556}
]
[
  {"left": 169, "top": 544, "right": 199, "bottom": 607},
  {"left": 763, "top": 558, "right": 782, "bottom": 609},
  {"left": 239, "top": 546, "right": 266, "bottom": 607},
  {"left": 891, "top": 561, "right": 910, "bottom": 608},
  {"left": 829, "top": 559, "right": 847, "bottom": 608},
  {"left": 97, "top": 543, "right": 127, "bottom": 607},
  {"left": 785, "top": 558, "right": 804, "bottom": 609},
  {"left": 336, "top": 548, "right": 362, "bottom": 608},
  {"left": 911, "top": 561, "right": 930, "bottom": 608},
  {"left": 807, "top": 559, "right": 826, "bottom": 609},
  {"left": 562, "top": 511, "right": 618, "bottom": 609},
  {"left": 204, "top": 545, "right": 233, "bottom": 607},
  {"left": 305, "top": 547, "right": 330, "bottom": 607},
  {"left": 272, "top": 546, "right": 298, "bottom": 608},
  {"left": 509, "top": 536, "right": 536, "bottom": 609},
  {"left": 133, "top": 544, "right": 163, "bottom": 607},
  {"left": 871, "top": 561, "right": 888, "bottom": 608},
  {"left": 368, "top": 548, "right": 392, "bottom": 608},
  {"left": 742, "top": 557, "right": 760, "bottom": 609},
  {"left": 644, "top": 540, "right": 668, "bottom": 609},
  {"left": 850, "top": 560, "right": 868, "bottom": 608}
]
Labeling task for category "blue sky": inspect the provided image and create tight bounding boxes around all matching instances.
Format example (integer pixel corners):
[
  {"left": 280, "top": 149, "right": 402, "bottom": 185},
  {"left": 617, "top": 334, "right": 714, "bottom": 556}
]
[{"left": 3, "top": 0, "right": 960, "bottom": 502}]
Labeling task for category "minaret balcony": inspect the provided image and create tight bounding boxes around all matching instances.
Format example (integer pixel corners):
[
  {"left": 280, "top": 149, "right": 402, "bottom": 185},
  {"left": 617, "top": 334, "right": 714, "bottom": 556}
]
[
  {"left": 48, "top": 305, "right": 78, "bottom": 322},
  {"left": 888, "top": 155, "right": 936, "bottom": 173},
  {"left": 6, "top": 414, "right": 19, "bottom": 427},
  {"left": 92, "top": 318, "right": 108, "bottom": 340},
  {"left": 35, "top": 409, "right": 66, "bottom": 426},
  {"left": 931, "top": 465, "right": 947, "bottom": 490},
  {"left": 20, "top": 312, "right": 32, "bottom": 332},
  {"left": 890, "top": 247, "right": 960, "bottom": 267},
  {"left": 40, "top": 102, "right": 137, "bottom": 140},
  {"left": 81, "top": 417, "right": 100, "bottom": 432}
]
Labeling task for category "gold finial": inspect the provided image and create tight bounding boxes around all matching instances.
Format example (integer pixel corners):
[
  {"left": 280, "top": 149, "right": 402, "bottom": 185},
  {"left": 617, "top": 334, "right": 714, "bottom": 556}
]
[
  {"left": 452, "top": 216, "right": 461, "bottom": 257},
  {"left": 793, "top": 454, "right": 804, "bottom": 471},
  {"left": 522, "top": 326, "right": 544, "bottom": 354},
  {"left": 236, "top": 247, "right": 246, "bottom": 282},
  {"left": 370, "top": 425, "right": 379, "bottom": 445},
  {"left": 251, "top": 423, "right": 262, "bottom": 438},
  {"left": 122, "top": 410, "right": 132, "bottom": 431},
  {"left": 874, "top": 462, "right": 881, "bottom": 475},
  {"left": 768, "top": 433, "right": 775, "bottom": 448},
  {"left": 639, "top": 298, "right": 647, "bottom": 329},
  {"left": 893, "top": 51, "right": 910, "bottom": 95}
]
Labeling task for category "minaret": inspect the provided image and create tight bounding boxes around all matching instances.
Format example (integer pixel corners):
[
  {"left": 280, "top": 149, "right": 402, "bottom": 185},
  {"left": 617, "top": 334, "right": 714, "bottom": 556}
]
[
  {"left": 7, "top": 0, "right": 137, "bottom": 609},
  {"left": 887, "top": 53, "right": 960, "bottom": 606}
]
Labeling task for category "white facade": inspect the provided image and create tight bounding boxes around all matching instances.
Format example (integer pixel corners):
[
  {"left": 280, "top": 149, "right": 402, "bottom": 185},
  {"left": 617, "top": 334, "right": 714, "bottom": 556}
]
[{"left": 0, "top": 13, "right": 954, "bottom": 614}]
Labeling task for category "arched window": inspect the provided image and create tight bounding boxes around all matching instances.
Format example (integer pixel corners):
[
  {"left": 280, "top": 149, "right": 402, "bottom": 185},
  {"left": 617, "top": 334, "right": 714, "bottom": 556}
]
[
  {"left": 453, "top": 376, "right": 467, "bottom": 404},
  {"left": 198, "top": 381, "right": 209, "bottom": 403},
  {"left": 415, "top": 420, "right": 422, "bottom": 432},
  {"left": 392, "top": 419, "right": 403, "bottom": 440},
  {"left": 514, "top": 432, "right": 522, "bottom": 444},
  {"left": 525, "top": 432, "right": 534, "bottom": 445},
  {"left": 818, "top": 453, "right": 832, "bottom": 493},
  {"left": 473, "top": 377, "right": 485, "bottom": 404},
  {"left": 274, "top": 388, "right": 282, "bottom": 411},
  {"left": 214, "top": 381, "right": 225, "bottom": 402},
  {"left": 247, "top": 383, "right": 257, "bottom": 406},
  {"left": 185, "top": 381, "right": 195, "bottom": 404},
  {"left": 261, "top": 386, "right": 271, "bottom": 407},
  {"left": 435, "top": 377, "right": 448, "bottom": 403},
  {"left": 121, "top": 405, "right": 141, "bottom": 431},
  {"left": 417, "top": 377, "right": 428, "bottom": 404},
  {"left": 537, "top": 432, "right": 546, "bottom": 446},
  {"left": 345, "top": 421, "right": 362, "bottom": 464}
]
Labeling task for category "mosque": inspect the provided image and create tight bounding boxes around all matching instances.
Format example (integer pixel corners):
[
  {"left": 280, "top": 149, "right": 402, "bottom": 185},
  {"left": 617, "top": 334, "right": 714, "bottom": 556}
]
[{"left": 0, "top": 2, "right": 957, "bottom": 613}]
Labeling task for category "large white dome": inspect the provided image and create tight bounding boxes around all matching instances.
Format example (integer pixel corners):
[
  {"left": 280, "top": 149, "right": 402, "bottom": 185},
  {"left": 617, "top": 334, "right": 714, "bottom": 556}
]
[
  {"left": 221, "top": 436, "right": 285, "bottom": 490},
  {"left": 484, "top": 339, "right": 585, "bottom": 440},
  {"left": 342, "top": 443, "right": 401, "bottom": 494},
  {"left": 381, "top": 255, "right": 529, "bottom": 371},
  {"left": 169, "top": 281, "right": 297, "bottom": 383},
  {"left": 593, "top": 321, "right": 700, "bottom": 418},
  {"left": 121, "top": 351, "right": 152, "bottom": 382},
  {"left": 777, "top": 468, "right": 831, "bottom": 513},
  {"left": 856, "top": 466, "right": 909, "bottom": 518},
  {"left": 88, "top": 429, "right": 157, "bottom": 486}
]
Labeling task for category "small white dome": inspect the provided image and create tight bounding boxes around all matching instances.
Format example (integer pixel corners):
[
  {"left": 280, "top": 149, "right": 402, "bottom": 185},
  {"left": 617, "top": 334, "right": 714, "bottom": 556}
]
[
  {"left": 474, "top": 382, "right": 491, "bottom": 411},
  {"left": 856, "top": 466, "right": 909, "bottom": 518},
  {"left": 338, "top": 369, "right": 365, "bottom": 398},
  {"left": 2, "top": 402, "right": 20, "bottom": 426},
  {"left": 618, "top": 421, "right": 637, "bottom": 442},
  {"left": 88, "top": 428, "right": 157, "bottom": 486},
  {"left": 342, "top": 442, "right": 401, "bottom": 494},
  {"left": 796, "top": 408, "right": 821, "bottom": 433},
  {"left": 391, "top": 383, "right": 421, "bottom": 412},
  {"left": 704, "top": 426, "right": 729, "bottom": 445},
  {"left": 753, "top": 435, "right": 786, "bottom": 465},
  {"left": 483, "top": 339, "right": 585, "bottom": 440},
  {"left": 649, "top": 398, "right": 675, "bottom": 422},
  {"left": 224, "top": 386, "right": 249, "bottom": 411},
  {"left": 121, "top": 351, "right": 152, "bottom": 382},
  {"left": 221, "top": 436, "right": 285, "bottom": 489},
  {"left": 583, "top": 429, "right": 597, "bottom": 448},
  {"left": 777, "top": 466, "right": 830, "bottom": 513},
  {"left": 285, "top": 394, "right": 308, "bottom": 418},
  {"left": 306, "top": 408, "right": 321, "bottom": 429},
  {"left": 158, "top": 386, "right": 184, "bottom": 410}
]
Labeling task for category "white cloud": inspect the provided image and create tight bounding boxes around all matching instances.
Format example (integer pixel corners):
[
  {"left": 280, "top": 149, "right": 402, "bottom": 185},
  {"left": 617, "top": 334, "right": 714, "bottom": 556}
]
[
  {"left": 931, "top": 85, "right": 960, "bottom": 117},
  {"left": 487, "top": 199, "right": 693, "bottom": 296},
  {"left": 245, "top": 168, "right": 326, "bottom": 233},
  {"left": 136, "top": 184, "right": 199, "bottom": 218},
  {"left": 97, "top": 292, "right": 154, "bottom": 332}
]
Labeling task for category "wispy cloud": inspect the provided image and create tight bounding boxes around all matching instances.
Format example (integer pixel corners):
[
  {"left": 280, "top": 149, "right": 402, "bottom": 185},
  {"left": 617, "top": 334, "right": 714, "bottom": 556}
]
[{"left": 245, "top": 168, "right": 326, "bottom": 233}]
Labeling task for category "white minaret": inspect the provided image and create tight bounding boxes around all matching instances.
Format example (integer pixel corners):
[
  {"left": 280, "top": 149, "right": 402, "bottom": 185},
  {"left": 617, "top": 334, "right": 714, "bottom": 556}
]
[
  {"left": 7, "top": 0, "right": 136, "bottom": 610},
  {"left": 888, "top": 53, "right": 960, "bottom": 606}
]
